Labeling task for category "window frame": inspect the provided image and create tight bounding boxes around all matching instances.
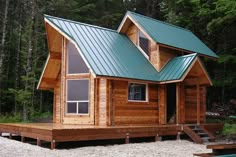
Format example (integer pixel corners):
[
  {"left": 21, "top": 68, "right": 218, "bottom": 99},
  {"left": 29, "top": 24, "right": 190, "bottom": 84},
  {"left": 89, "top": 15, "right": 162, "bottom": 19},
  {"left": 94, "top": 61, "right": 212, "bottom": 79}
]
[
  {"left": 127, "top": 82, "right": 148, "bottom": 102},
  {"left": 66, "top": 79, "right": 90, "bottom": 115},
  {"left": 137, "top": 30, "right": 150, "bottom": 59}
]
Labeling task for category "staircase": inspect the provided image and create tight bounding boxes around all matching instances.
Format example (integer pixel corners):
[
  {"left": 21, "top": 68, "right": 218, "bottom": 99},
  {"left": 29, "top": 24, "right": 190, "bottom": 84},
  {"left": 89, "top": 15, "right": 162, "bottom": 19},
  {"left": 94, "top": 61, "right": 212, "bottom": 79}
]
[{"left": 183, "top": 125, "right": 215, "bottom": 144}]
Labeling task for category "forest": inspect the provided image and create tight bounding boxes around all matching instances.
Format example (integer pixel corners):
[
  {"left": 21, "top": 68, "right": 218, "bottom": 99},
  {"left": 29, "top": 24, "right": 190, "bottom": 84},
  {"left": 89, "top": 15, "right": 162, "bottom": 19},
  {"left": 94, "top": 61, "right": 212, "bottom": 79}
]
[{"left": 0, "top": 0, "right": 235, "bottom": 121}]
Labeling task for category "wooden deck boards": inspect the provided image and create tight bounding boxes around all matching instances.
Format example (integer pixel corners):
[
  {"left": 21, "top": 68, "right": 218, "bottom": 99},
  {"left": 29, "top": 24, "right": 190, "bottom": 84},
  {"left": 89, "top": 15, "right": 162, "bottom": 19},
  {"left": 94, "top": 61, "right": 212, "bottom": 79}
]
[{"left": 0, "top": 123, "right": 223, "bottom": 149}]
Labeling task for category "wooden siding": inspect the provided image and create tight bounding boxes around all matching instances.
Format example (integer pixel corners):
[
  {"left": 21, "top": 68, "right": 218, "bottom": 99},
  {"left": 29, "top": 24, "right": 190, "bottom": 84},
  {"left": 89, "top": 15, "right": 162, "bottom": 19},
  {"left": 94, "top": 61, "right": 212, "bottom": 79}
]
[
  {"left": 96, "top": 78, "right": 109, "bottom": 125},
  {"left": 53, "top": 75, "right": 61, "bottom": 123},
  {"left": 126, "top": 24, "right": 138, "bottom": 45},
  {"left": 112, "top": 80, "right": 159, "bottom": 125},
  {"left": 159, "top": 46, "right": 177, "bottom": 70},
  {"left": 184, "top": 84, "right": 206, "bottom": 123}
]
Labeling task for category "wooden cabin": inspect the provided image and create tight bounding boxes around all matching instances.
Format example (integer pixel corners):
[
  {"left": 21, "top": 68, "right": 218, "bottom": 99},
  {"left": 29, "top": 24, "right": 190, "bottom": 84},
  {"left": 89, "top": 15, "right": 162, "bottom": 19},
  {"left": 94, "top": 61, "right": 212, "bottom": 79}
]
[
  {"left": 37, "top": 11, "right": 217, "bottom": 126},
  {"left": 0, "top": 11, "right": 222, "bottom": 149}
]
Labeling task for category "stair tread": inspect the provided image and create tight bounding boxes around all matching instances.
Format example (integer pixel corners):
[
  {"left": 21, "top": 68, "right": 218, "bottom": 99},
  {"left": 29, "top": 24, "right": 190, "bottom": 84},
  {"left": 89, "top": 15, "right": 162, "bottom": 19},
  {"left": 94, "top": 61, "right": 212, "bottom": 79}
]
[
  {"left": 197, "top": 133, "right": 208, "bottom": 135},
  {"left": 201, "top": 137, "right": 214, "bottom": 140}
]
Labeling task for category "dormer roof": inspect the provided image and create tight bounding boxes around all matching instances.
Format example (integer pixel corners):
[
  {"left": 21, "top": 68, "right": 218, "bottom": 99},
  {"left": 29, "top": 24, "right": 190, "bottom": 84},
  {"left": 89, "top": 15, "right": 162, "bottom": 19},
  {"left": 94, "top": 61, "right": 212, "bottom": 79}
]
[{"left": 118, "top": 11, "right": 218, "bottom": 59}]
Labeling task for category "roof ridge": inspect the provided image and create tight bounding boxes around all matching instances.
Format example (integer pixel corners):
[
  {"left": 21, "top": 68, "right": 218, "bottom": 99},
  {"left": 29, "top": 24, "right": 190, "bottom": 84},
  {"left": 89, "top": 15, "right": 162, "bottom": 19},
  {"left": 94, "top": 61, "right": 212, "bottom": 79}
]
[
  {"left": 127, "top": 11, "right": 191, "bottom": 32},
  {"left": 175, "top": 53, "right": 198, "bottom": 59},
  {"left": 44, "top": 14, "right": 117, "bottom": 33}
]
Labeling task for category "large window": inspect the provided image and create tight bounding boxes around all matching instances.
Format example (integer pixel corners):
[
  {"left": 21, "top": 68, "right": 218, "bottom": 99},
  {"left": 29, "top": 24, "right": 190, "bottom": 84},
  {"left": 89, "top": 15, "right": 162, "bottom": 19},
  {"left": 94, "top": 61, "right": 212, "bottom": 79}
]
[
  {"left": 138, "top": 30, "right": 149, "bottom": 57},
  {"left": 67, "top": 41, "right": 89, "bottom": 74},
  {"left": 67, "top": 79, "right": 89, "bottom": 114},
  {"left": 128, "top": 83, "right": 147, "bottom": 101}
]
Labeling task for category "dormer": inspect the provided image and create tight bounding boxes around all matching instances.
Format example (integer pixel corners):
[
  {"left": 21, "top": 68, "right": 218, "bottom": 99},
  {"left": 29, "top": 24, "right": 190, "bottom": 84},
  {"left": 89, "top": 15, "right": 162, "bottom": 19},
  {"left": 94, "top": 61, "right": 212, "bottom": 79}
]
[{"left": 118, "top": 11, "right": 218, "bottom": 71}]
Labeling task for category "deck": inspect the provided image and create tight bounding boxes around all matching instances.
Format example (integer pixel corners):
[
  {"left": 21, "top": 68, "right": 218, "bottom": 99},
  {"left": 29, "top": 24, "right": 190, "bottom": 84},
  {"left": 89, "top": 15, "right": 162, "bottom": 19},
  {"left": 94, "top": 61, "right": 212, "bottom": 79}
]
[{"left": 0, "top": 123, "right": 223, "bottom": 149}]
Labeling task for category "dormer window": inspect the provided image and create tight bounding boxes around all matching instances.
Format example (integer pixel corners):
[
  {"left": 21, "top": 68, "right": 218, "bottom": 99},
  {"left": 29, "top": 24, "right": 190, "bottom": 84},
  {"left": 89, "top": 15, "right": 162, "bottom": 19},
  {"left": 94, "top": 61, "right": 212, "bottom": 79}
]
[{"left": 138, "top": 30, "right": 150, "bottom": 57}]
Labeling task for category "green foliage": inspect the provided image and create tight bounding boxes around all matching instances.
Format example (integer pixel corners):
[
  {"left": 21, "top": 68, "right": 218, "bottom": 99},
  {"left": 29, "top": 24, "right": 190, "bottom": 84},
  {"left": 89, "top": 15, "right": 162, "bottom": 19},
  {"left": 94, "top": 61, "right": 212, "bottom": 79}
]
[
  {"left": 0, "top": 113, "right": 22, "bottom": 123},
  {"left": 30, "top": 111, "right": 52, "bottom": 119},
  {"left": 223, "top": 123, "right": 236, "bottom": 136},
  {"left": 0, "top": 0, "right": 235, "bottom": 119}
]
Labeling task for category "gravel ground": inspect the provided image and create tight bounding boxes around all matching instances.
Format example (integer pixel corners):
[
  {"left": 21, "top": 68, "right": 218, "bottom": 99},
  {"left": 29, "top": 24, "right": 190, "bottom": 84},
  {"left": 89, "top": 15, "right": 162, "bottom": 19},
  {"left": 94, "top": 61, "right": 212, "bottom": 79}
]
[{"left": 0, "top": 137, "right": 211, "bottom": 157}]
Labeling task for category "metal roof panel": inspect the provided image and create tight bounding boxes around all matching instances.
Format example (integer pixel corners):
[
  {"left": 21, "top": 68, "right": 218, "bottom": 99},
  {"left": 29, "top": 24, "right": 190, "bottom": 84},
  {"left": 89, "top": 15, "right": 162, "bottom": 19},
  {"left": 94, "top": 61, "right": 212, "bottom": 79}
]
[
  {"left": 45, "top": 15, "right": 160, "bottom": 82},
  {"left": 159, "top": 53, "right": 197, "bottom": 81},
  {"left": 126, "top": 11, "right": 218, "bottom": 58}
]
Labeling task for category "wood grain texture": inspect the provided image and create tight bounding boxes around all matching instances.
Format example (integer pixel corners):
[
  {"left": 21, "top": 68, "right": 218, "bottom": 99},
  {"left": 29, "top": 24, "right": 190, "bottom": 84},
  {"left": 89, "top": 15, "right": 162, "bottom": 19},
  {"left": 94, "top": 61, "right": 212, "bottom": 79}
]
[
  {"left": 112, "top": 80, "right": 159, "bottom": 125},
  {"left": 159, "top": 84, "right": 166, "bottom": 124}
]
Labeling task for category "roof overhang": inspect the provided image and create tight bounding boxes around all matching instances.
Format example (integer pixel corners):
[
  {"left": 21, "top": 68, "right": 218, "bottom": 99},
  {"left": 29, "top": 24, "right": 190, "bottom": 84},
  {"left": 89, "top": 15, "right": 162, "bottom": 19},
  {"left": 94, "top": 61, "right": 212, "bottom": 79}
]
[
  {"left": 37, "top": 19, "right": 63, "bottom": 90},
  {"left": 159, "top": 57, "right": 213, "bottom": 86},
  {"left": 37, "top": 16, "right": 96, "bottom": 90}
]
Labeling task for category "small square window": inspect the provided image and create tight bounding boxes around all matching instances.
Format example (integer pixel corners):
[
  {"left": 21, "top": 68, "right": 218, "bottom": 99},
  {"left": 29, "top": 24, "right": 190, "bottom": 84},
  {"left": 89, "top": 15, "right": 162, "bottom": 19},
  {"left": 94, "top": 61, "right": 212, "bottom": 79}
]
[
  {"left": 67, "top": 102, "right": 77, "bottom": 113},
  {"left": 78, "top": 102, "right": 89, "bottom": 114},
  {"left": 128, "top": 83, "right": 147, "bottom": 101}
]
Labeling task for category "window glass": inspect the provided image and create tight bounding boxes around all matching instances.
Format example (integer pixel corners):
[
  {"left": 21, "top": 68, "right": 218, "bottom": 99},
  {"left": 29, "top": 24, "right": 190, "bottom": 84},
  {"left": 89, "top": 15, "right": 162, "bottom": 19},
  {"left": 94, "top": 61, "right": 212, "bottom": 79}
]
[
  {"left": 128, "top": 83, "right": 146, "bottom": 101},
  {"left": 78, "top": 102, "right": 88, "bottom": 114},
  {"left": 67, "top": 102, "right": 77, "bottom": 113},
  {"left": 67, "top": 79, "right": 89, "bottom": 114},
  {"left": 67, "top": 41, "right": 89, "bottom": 74},
  {"left": 138, "top": 31, "right": 149, "bottom": 56},
  {"left": 67, "top": 80, "right": 89, "bottom": 101}
]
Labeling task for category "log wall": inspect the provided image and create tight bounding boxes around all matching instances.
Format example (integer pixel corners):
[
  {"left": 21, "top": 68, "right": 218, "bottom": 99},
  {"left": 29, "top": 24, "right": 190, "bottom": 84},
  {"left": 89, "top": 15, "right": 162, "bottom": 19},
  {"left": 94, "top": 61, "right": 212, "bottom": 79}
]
[
  {"left": 184, "top": 85, "right": 206, "bottom": 123},
  {"left": 112, "top": 80, "right": 159, "bottom": 125},
  {"left": 53, "top": 75, "right": 61, "bottom": 123}
]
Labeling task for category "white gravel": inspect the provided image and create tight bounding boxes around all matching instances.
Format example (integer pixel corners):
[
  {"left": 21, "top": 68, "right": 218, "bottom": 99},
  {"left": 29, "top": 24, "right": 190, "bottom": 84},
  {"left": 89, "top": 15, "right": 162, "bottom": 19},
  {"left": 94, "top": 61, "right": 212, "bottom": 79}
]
[{"left": 0, "top": 137, "right": 210, "bottom": 157}]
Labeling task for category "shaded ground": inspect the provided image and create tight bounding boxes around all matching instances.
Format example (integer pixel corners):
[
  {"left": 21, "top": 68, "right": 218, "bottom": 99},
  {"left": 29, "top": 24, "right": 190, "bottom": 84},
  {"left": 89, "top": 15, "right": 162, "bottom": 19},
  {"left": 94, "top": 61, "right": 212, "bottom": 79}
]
[{"left": 0, "top": 136, "right": 211, "bottom": 157}]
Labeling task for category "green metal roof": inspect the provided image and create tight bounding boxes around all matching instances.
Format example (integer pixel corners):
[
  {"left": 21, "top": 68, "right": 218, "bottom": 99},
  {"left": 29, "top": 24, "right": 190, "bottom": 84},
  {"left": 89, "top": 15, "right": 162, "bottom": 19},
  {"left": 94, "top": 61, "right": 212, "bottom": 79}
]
[
  {"left": 159, "top": 53, "right": 197, "bottom": 81},
  {"left": 44, "top": 15, "right": 204, "bottom": 82},
  {"left": 124, "top": 11, "right": 218, "bottom": 58},
  {"left": 45, "top": 15, "right": 160, "bottom": 82}
]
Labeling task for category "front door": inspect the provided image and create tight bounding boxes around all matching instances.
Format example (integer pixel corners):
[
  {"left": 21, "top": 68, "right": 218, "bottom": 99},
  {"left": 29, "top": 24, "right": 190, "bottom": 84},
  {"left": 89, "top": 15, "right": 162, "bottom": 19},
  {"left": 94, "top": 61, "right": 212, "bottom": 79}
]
[{"left": 166, "top": 83, "right": 176, "bottom": 124}]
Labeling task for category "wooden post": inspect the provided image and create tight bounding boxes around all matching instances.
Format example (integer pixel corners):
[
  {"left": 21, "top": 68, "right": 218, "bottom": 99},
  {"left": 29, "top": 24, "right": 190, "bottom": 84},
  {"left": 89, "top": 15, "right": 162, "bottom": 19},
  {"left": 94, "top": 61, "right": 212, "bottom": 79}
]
[
  {"left": 197, "top": 82, "right": 200, "bottom": 125},
  {"left": 125, "top": 133, "right": 129, "bottom": 144},
  {"left": 0, "top": 131, "right": 2, "bottom": 136},
  {"left": 21, "top": 136, "right": 25, "bottom": 142},
  {"left": 37, "top": 138, "right": 41, "bottom": 146},
  {"left": 155, "top": 134, "right": 162, "bottom": 142},
  {"left": 51, "top": 140, "right": 56, "bottom": 150},
  {"left": 177, "top": 132, "right": 181, "bottom": 140},
  {"left": 9, "top": 133, "right": 12, "bottom": 139},
  {"left": 159, "top": 85, "right": 166, "bottom": 124}
]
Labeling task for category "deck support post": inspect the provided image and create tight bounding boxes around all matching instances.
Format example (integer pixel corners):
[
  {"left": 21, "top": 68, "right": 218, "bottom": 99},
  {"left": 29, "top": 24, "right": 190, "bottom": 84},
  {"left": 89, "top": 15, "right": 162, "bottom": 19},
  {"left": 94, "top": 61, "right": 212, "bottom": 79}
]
[
  {"left": 125, "top": 133, "right": 129, "bottom": 144},
  {"left": 9, "top": 133, "right": 12, "bottom": 139},
  {"left": 21, "top": 136, "right": 25, "bottom": 142},
  {"left": 0, "top": 132, "right": 2, "bottom": 136},
  {"left": 37, "top": 138, "right": 41, "bottom": 146},
  {"left": 177, "top": 132, "right": 181, "bottom": 140},
  {"left": 155, "top": 134, "right": 162, "bottom": 142},
  {"left": 51, "top": 140, "right": 56, "bottom": 150}
]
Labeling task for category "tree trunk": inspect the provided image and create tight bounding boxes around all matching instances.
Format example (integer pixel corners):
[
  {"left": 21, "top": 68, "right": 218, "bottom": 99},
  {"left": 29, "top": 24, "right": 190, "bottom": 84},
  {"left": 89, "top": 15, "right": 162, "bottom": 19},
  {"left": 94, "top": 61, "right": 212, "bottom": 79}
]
[
  {"left": 24, "top": 0, "right": 36, "bottom": 121},
  {"left": 15, "top": 0, "right": 23, "bottom": 115},
  {"left": 0, "top": 0, "right": 9, "bottom": 113}
]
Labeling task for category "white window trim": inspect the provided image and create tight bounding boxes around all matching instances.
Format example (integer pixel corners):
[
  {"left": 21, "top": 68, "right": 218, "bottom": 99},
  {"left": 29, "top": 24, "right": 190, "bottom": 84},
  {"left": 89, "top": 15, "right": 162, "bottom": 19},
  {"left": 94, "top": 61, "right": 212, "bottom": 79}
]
[
  {"left": 128, "top": 82, "right": 149, "bottom": 102},
  {"left": 66, "top": 79, "right": 90, "bottom": 115},
  {"left": 66, "top": 100, "right": 89, "bottom": 115},
  {"left": 137, "top": 30, "right": 150, "bottom": 59}
]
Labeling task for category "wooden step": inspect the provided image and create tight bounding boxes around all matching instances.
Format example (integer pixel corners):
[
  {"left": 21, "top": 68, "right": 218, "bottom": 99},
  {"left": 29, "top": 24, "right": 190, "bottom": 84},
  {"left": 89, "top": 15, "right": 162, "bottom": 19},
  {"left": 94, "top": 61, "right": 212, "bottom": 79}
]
[
  {"left": 197, "top": 133, "right": 208, "bottom": 136},
  {"left": 193, "top": 153, "right": 215, "bottom": 157},
  {"left": 183, "top": 126, "right": 202, "bottom": 144}
]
